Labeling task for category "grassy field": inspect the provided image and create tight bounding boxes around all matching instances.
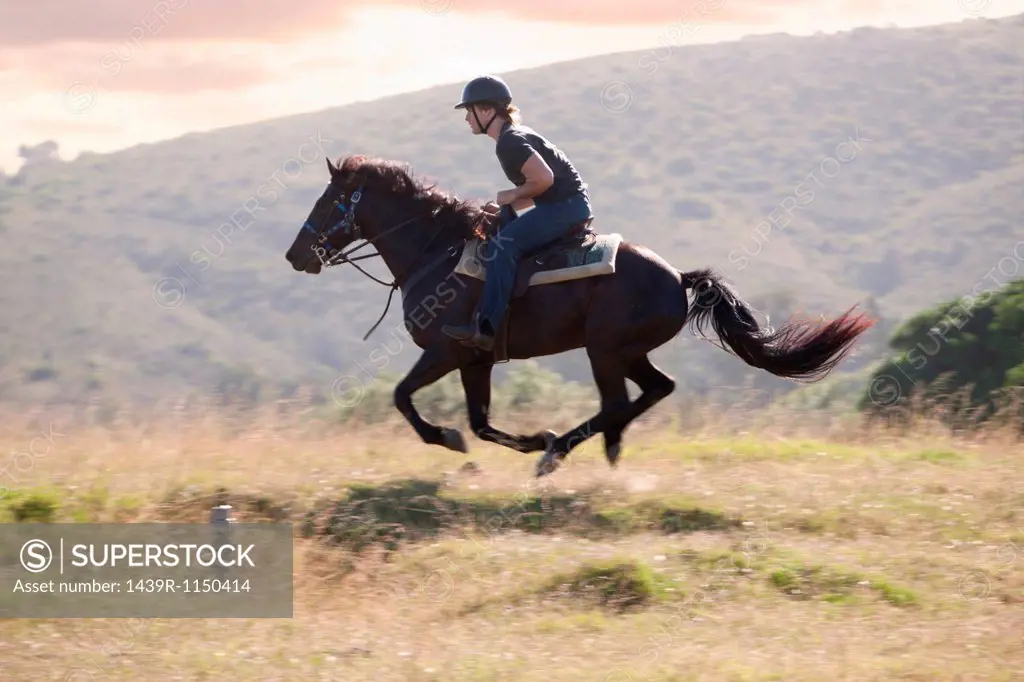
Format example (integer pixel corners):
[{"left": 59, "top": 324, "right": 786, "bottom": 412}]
[{"left": 0, "top": 399, "right": 1021, "bottom": 681}]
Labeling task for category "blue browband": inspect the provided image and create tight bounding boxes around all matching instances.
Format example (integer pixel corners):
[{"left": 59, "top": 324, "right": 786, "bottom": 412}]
[{"left": 302, "top": 184, "right": 365, "bottom": 240}]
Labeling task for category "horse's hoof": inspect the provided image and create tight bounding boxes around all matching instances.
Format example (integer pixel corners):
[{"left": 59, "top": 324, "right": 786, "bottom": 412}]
[
  {"left": 459, "top": 460, "right": 481, "bottom": 475},
  {"left": 534, "top": 450, "right": 563, "bottom": 478},
  {"left": 538, "top": 429, "right": 557, "bottom": 452},
  {"left": 606, "top": 442, "right": 621, "bottom": 468},
  {"left": 443, "top": 428, "right": 468, "bottom": 453}
]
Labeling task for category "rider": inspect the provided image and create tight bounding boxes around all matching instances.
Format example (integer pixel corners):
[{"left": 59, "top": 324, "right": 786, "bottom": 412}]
[{"left": 442, "top": 74, "right": 594, "bottom": 351}]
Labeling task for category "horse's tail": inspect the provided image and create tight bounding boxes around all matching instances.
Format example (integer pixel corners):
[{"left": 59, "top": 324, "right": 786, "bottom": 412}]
[{"left": 678, "top": 268, "right": 874, "bottom": 381}]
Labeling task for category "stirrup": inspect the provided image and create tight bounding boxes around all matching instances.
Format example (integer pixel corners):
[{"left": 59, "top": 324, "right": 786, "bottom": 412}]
[
  {"left": 442, "top": 311, "right": 480, "bottom": 337},
  {"left": 442, "top": 323, "right": 477, "bottom": 341}
]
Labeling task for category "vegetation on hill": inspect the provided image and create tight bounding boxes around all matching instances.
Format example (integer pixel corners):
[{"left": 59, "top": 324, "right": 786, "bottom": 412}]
[{"left": 1, "top": 14, "right": 1022, "bottom": 413}]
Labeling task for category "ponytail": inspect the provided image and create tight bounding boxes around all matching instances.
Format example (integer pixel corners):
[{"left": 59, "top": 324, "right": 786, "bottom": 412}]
[{"left": 504, "top": 104, "right": 522, "bottom": 125}]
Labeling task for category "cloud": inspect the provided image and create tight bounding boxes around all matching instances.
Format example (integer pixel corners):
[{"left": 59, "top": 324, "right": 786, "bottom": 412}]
[
  {"left": 116, "top": 61, "right": 279, "bottom": 93},
  {"left": 0, "top": 41, "right": 282, "bottom": 95},
  {"left": 432, "top": 0, "right": 814, "bottom": 26},
  {"left": 0, "top": 0, "right": 820, "bottom": 45},
  {"left": 0, "top": 0, "right": 352, "bottom": 45}
]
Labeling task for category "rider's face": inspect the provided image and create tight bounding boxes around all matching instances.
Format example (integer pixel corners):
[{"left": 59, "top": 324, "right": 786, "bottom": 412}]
[{"left": 465, "top": 105, "right": 494, "bottom": 134}]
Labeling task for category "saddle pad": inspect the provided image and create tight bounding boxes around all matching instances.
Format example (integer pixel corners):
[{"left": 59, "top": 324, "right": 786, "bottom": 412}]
[{"left": 454, "top": 232, "right": 623, "bottom": 286}]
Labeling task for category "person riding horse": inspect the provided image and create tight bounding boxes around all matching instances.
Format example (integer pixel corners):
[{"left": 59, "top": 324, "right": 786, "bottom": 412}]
[{"left": 441, "top": 74, "right": 594, "bottom": 351}]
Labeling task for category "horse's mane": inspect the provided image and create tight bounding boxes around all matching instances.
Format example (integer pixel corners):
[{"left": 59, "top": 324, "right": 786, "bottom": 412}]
[{"left": 336, "top": 154, "right": 486, "bottom": 240}]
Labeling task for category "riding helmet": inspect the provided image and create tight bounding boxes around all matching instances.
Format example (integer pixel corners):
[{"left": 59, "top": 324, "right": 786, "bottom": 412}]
[{"left": 453, "top": 75, "right": 513, "bottom": 109}]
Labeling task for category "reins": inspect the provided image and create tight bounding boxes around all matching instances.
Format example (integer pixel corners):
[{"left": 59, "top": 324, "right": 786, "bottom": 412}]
[{"left": 306, "top": 183, "right": 458, "bottom": 340}]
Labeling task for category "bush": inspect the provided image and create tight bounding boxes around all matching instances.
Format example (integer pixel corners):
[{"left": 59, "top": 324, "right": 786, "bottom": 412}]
[{"left": 858, "top": 277, "right": 1024, "bottom": 429}]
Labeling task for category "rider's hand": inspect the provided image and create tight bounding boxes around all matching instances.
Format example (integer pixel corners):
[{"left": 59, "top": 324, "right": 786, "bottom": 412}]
[{"left": 496, "top": 189, "right": 518, "bottom": 206}]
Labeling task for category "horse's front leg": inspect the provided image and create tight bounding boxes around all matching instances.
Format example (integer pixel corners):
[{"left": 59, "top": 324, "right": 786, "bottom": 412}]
[
  {"left": 394, "top": 344, "right": 467, "bottom": 453},
  {"left": 460, "top": 363, "right": 554, "bottom": 453}
]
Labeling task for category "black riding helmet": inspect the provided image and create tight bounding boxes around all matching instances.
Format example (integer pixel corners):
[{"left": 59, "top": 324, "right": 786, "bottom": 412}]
[{"left": 454, "top": 75, "right": 512, "bottom": 134}]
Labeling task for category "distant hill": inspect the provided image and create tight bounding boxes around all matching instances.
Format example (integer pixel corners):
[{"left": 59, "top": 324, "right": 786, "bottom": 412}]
[{"left": 1, "top": 14, "right": 1022, "bottom": 411}]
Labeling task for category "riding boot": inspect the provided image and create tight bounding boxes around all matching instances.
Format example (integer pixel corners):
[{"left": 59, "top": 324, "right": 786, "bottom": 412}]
[
  {"left": 441, "top": 312, "right": 495, "bottom": 351},
  {"left": 441, "top": 206, "right": 514, "bottom": 350}
]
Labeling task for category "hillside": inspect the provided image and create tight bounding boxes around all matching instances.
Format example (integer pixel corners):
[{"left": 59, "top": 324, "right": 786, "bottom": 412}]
[{"left": 1, "top": 14, "right": 1022, "bottom": 411}]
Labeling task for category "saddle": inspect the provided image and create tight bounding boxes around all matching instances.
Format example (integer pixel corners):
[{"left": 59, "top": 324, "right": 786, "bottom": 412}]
[
  {"left": 469, "top": 202, "right": 599, "bottom": 296},
  {"left": 455, "top": 202, "right": 623, "bottom": 362},
  {"left": 514, "top": 218, "right": 597, "bottom": 290}
]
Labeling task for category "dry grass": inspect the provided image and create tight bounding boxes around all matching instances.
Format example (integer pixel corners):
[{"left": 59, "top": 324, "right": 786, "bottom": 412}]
[{"left": 0, "top": 396, "right": 1022, "bottom": 681}]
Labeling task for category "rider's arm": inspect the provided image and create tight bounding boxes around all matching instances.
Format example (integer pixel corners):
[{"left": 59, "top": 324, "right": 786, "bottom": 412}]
[
  {"left": 497, "top": 132, "right": 553, "bottom": 205},
  {"left": 509, "top": 152, "right": 554, "bottom": 202}
]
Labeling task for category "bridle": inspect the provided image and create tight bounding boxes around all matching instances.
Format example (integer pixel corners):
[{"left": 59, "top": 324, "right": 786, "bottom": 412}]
[{"left": 301, "top": 179, "right": 460, "bottom": 340}]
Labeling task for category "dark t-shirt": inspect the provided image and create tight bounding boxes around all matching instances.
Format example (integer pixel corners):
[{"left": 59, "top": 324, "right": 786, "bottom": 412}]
[{"left": 495, "top": 122, "right": 587, "bottom": 205}]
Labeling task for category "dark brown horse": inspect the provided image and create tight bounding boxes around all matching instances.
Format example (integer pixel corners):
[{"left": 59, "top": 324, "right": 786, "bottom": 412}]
[{"left": 285, "top": 155, "right": 874, "bottom": 476}]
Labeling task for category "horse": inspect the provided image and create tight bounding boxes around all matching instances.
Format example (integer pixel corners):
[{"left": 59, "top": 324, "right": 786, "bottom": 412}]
[{"left": 285, "top": 154, "right": 875, "bottom": 476}]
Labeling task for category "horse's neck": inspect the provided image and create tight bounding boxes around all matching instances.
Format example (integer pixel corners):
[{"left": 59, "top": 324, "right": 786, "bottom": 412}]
[{"left": 369, "top": 208, "right": 458, "bottom": 285}]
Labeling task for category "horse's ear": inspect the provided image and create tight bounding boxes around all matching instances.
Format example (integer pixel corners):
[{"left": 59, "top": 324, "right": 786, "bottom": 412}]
[{"left": 327, "top": 156, "right": 340, "bottom": 179}]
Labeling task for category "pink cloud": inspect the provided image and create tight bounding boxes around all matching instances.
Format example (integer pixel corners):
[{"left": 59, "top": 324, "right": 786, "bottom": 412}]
[
  {"left": 1, "top": 0, "right": 818, "bottom": 45},
  {"left": 0, "top": 41, "right": 280, "bottom": 94},
  {"left": 0, "top": 0, "right": 352, "bottom": 45}
]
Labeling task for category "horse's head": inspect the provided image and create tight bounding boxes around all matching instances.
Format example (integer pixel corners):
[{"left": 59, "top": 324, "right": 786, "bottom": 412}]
[
  {"left": 285, "top": 155, "right": 369, "bottom": 274},
  {"left": 286, "top": 154, "right": 486, "bottom": 281}
]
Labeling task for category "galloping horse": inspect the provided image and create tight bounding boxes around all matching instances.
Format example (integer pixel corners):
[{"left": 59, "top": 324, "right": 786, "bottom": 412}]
[{"left": 285, "top": 155, "right": 874, "bottom": 476}]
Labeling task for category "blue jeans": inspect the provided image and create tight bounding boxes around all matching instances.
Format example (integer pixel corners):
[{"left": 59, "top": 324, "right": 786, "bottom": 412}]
[{"left": 476, "top": 192, "right": 593, "bottom": 334}]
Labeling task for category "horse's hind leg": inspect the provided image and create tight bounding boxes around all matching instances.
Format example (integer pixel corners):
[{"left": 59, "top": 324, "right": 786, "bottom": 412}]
[
  {"left": 619, "top": 354, "right": 676, "bottom": 433},
  {"left": 394, "top": 345, "right": 467, "bottom": 453},
  {"left": 536, "top": 350, "right": 632, "bottom": 476},
  {"left": 599, "top": 375, "right": 631, "bottom": 467},
  {"left": 460, "top": 363, "right": 553, "bottom": 453},
  {"left": 537, "top": 353, "right": 675, "bottom": 476}
]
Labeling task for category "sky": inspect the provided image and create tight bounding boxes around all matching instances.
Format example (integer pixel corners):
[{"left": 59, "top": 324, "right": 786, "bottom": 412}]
[{"left": 2, "top": 0, "right": 1023, "bottom": 174}]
